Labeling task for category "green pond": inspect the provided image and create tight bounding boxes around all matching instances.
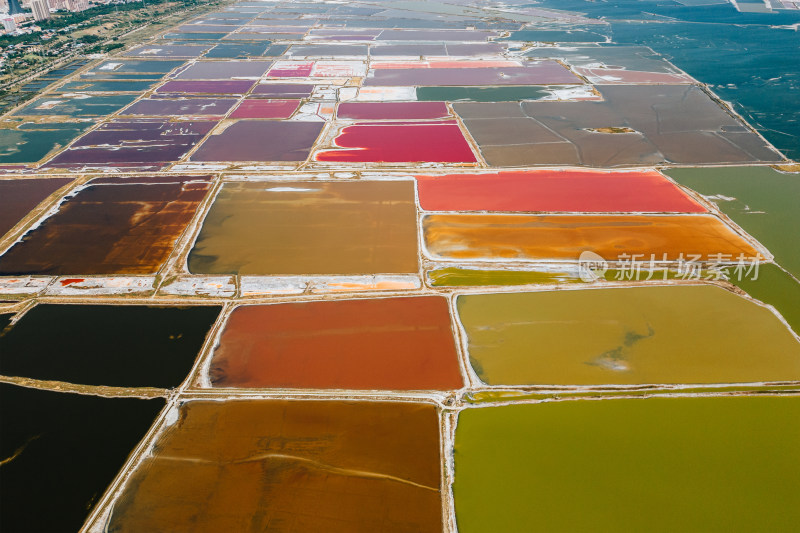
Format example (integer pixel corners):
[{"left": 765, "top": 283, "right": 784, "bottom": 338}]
[
  {"left": 57, "top": 80, "right": 156, "bottom": 93},
  {"left": 416, "top": 86, "right": 555, "bottom": 102},
  {"left": 666, "top": 166, "right": 800, "bottom": 278},
  {"left": 428, "top": 267, "right": 699, "bottom": 287},
  {"left": 428, "top": 268, "right": 582, "bottom": 286},
  {"left": 12, "top": 94, "right": 138, "bottom": 117},
  {"left": 454, "top": 396, "right": 800, "bottom": 532},
  {"left": 730, "top": 262, "right": 800, "bottom": 337},
  {"left": 0, "top": 122, "right": 90, "bottom": 164}
]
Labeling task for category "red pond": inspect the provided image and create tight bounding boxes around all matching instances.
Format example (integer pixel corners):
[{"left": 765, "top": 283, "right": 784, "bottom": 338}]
[
  {"left": 416, "top": 169, "right": 707, "bottom": 213},
  {"left": 208, "top": 296, "right": 464, "bottom": 391}
]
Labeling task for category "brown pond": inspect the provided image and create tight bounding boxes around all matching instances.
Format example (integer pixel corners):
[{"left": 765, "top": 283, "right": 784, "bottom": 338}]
[
  {"left": 0, "top": 178, "right": 72, "bottom": 238},
  {"left": 106, "top": 400, "right": 443, "bottom": 533},
  {"left": 0, "top": 176, "right": 211, "bottom": 275},
  {"left": 188, "top": 181, "right": 419, "bottom": 275}
]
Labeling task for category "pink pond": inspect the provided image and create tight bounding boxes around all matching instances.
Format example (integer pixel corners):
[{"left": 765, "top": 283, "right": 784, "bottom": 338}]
[
  {"left": 229, "top": 99, "right": 300, "bottom": 119},
  {"left": 267, "top": 61, "right": 314, "bottom": 77},
  {"left": 316, "top": 121, "right": 477, "bottom": 163}
]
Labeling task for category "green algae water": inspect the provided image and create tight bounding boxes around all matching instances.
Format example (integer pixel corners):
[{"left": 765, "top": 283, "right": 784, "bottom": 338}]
[
  {"left": 416, "top": 86, "right": 553, "bottom": 102},
  {"left": 58, "top": 80, "right": 156, "bottom": 93},
  {"left": 428, "top": 267, "right": 582, "bottom": 286},
  {"left": 730, "top": 262, "right": 800, "bottom": 337},
  {"left": 428, "top": 267, "right": 698, "bottom": 287},
  {"left": 666, "top": 166, "right": 800, "bottom": 278},
  {"left": 12, "top": 94, "right": 137, "bottom": 117},
  {"left": 666, "top": 167, "right": 800, "bottom": 336},
  {"left": 453, "top": 396, "right": 800, "bottom": 533},
  {"left": 464, "top": 384, "right": 800, "bottom": 404},
  {"left": 0, "top": 123, "right": 90, "bottom": 164},
  {"left": 457, "top": 285, "right": 800, "bottom": 386}
]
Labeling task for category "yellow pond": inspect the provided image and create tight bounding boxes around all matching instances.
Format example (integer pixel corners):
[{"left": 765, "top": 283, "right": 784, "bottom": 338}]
[{"left": 457, "top": 284, "right": 800, "bottom": 386}]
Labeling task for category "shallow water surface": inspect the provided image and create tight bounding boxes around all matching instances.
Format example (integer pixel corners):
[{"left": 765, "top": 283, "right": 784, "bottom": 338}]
[
  {"left": 0, "top": 178, "right": 72, "bottom": 237},
  {"left": 423, "top": 214, "right": 759, "bottom": 262},
  {"left": 456, "top": 285, "right": 800, "bottom": 386},
  {"left": 667, "top": 166, "right": 800, "bottom": 277},
  {"left": 107, "top": 400, "right": 443, "bottom": 532},
  {"left": 209, "top": 296, "right": 463, "bottom": 390},
  {"left": 0, "top": 122, "right": 89, "bottom": 164},
  {"left": 188, "top": 181, "right": 419, "bottom": 275},
  {"left": 0, "top": 304, "right": 220, "bottom": 387},
  {"left": 416, "top": 169, "right": 704, "bottom": 213},
  {"left": 454, "top": 396, "right": 800, "bottom": 532},
  {"left": 0, "top": 176, "right": 211, "bottom": 275},
  {"left": 0, "top": 383, "right": 164, "bottom": 533}
]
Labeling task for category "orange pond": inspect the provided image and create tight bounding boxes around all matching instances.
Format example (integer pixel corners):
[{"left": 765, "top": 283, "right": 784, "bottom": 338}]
[
  {"left": 106, "top": 400, "right": 443, "bottom": 533},
  {"left": 208, "top": 296, "right": 464, "bottom": 391},
  {"left": 422, "top": 214, "right": 760, "bottom": 262}
]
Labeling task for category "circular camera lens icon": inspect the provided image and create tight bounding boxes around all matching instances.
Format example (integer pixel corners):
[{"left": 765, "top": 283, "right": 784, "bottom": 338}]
[{"left": 578, "top": 250, "right": 608, "bottom": 282}]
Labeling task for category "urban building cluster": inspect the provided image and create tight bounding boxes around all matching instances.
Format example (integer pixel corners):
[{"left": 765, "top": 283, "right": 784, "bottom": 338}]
[{"left": 1, "top": 0, "right": 90, "bottom": 29}]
